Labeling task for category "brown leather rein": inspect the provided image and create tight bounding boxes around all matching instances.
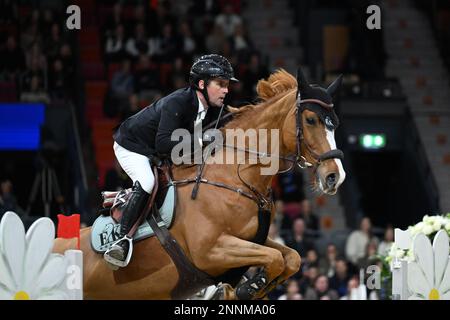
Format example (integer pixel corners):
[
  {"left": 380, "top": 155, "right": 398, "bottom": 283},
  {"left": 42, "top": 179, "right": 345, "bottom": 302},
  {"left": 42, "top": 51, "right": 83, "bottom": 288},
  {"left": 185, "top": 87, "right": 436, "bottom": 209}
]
[{"left": 172, "top": 97, "right": 344, "bottom": 208}]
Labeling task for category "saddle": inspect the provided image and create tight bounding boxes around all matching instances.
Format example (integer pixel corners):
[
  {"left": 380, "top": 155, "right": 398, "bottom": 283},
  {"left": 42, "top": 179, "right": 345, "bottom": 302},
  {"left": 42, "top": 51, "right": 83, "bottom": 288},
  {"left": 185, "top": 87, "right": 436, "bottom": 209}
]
[
  {"left": 90, "top": 162, "right": 177, "bottom": 253},
  {"left": 91, "top": 161, "right": 216, "bottom": 298},
  {"left": 102, "top": 165, "right": 170, "bottom": 223}
]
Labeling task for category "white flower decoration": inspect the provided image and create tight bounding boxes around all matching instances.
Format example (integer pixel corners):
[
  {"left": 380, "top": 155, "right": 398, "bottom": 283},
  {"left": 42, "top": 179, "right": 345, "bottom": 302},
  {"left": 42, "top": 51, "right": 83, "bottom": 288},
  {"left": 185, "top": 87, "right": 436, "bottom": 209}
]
[
  {"left": 407, "top": 230, "right": 450, "bottom": 300},
  {"left": 395, "top": 248, "right": 405, "bottom": 259},
  {"left": 445, "top": 222, "right": 450, "bottom": 233},
  {"left": 0, "top": 211, "right": 69, "bottom": 300},
  {"left": 423, "top": 224, "right": 433, "bottom": 236},
  {"left": 410, "top": 222, "right": 425, "bottom": 236},
  {"left": 432, "top": 220, "right": 442, "bottom": 232},
  {"left": 405, "top": 247, "right": 415, "bottom": 263}
]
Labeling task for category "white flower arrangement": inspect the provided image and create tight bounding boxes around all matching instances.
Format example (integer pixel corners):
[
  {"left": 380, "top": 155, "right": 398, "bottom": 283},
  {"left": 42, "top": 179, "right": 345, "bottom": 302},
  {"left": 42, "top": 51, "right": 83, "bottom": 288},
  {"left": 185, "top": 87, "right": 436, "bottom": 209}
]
[
  {"left": 385, "top": 213, "right": 450, "bottom": 266},
  {"left": 379, "top": 214, "right": 450, "bottom": 300}
]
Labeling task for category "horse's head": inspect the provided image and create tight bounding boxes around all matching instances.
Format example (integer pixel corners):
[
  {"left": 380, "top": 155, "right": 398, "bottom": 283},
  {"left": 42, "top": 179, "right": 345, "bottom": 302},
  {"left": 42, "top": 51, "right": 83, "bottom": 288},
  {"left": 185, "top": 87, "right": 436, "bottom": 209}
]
[{"left": 282, "top": 68, "right": 346, "bottom": 195}]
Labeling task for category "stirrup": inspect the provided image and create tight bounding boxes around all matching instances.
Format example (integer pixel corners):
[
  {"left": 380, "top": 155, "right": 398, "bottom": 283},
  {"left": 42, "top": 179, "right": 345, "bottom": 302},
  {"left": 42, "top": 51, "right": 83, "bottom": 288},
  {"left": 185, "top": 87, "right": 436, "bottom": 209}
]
[{"left": 103, "top": 236, "right": 134, "bottom": 268}]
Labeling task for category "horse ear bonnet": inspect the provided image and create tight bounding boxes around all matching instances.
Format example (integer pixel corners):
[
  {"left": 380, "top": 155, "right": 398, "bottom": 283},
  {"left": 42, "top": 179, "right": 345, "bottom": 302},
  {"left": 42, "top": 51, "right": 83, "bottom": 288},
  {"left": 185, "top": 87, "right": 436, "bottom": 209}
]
[{"left": 296, "top": 68, "right": 342, "bottom": 130}]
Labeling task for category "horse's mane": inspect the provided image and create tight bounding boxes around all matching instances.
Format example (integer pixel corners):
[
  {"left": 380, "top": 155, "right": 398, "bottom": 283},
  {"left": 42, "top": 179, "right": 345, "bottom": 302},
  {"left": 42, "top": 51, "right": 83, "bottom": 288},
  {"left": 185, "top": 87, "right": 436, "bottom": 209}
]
[
  {"left": 225, "top": 69, "right": 297, "bottom": 128},
  {"left": 255, "top": 68, "right": 297, "bottom": 101}
]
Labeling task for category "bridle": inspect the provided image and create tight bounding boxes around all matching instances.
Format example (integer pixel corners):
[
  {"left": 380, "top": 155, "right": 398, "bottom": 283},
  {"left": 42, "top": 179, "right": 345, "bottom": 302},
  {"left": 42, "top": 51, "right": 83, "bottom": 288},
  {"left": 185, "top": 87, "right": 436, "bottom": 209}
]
[
  {"left": 179, "top": 90, "right": 344, "bottom": 207},
  {"left": 216, "top": 92, "right": 344, "bottom": 173},
  {"left": 294, "top": 93, "right": 344, "bottom": 172}
]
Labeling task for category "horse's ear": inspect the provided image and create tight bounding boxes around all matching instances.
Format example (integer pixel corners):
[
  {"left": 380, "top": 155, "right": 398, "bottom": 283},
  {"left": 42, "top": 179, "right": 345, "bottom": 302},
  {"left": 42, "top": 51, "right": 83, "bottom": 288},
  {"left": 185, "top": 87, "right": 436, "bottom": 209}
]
[
  {"left": 326, "top": 74, "right": 343, "bottom": 97},
  {"left": 296, "top": 67, "right": 309, "bottom": 92}
]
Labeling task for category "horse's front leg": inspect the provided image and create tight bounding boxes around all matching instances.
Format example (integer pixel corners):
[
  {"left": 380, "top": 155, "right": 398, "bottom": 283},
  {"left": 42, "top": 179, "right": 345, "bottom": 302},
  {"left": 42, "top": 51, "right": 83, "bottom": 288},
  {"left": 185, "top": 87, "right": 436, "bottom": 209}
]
[
  {"left": 253, "top": 237, "right": 301, "bottom": 299},
  {"left": 196, "top": 234, "right": 285, "bottom": 300}
]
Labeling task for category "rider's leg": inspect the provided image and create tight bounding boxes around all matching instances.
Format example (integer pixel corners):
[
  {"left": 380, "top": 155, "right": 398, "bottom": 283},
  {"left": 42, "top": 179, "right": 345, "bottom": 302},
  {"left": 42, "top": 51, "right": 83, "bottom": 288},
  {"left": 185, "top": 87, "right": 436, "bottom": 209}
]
[
  {"left": 112, "top": 142, "right": 155, "bottom": 194},
  {"left": 104, "top": 142, "right": 154, "bottom": 267}
]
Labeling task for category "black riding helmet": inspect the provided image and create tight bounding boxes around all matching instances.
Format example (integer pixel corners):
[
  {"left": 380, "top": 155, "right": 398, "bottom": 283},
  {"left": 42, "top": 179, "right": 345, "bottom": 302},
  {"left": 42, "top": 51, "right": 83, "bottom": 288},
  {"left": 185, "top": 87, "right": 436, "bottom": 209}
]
[{"left": 189, "top": 54, "right": 239, "bottom": 106}]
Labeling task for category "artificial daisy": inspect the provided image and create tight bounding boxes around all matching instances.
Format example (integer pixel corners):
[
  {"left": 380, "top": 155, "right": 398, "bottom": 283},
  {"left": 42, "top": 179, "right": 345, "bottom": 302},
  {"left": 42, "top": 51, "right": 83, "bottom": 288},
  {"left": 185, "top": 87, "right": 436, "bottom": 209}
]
[
  {"left": 0, "top": 211, "right": 69, "bottom": 300},
  {"left": 407, "top": 230, "right": 450, "bottom": 300}
]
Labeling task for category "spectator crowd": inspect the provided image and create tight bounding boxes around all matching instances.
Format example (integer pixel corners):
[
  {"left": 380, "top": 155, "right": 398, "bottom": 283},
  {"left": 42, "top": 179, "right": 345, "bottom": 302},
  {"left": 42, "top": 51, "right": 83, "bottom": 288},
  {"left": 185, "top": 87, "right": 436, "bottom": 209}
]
[
  {"left": 99, "top": 0, "right": 269, "bottom": 121},
  {"left": 267, "top": 167, "right": 394, "bottom": 300},
  {"left": 0, "top": 1, "right": 398, "bottom": 301},
  {"left": 0, "top": 3, "right": 76, "bottom": 105}
]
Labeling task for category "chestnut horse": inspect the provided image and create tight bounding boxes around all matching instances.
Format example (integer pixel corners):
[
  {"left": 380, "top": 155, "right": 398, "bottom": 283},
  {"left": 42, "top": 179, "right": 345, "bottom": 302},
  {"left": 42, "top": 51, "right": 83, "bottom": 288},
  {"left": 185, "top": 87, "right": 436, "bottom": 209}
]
[{"left": 54, "top": 68, "right": 345, "bottom": 299}]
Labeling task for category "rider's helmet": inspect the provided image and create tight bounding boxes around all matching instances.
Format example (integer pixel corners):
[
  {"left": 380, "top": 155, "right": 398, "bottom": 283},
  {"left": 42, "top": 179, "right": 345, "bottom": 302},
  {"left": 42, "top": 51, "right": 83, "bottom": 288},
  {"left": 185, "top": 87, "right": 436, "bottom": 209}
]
[{"left": 189, "top": 54, "right": 238, "bottom": 106}]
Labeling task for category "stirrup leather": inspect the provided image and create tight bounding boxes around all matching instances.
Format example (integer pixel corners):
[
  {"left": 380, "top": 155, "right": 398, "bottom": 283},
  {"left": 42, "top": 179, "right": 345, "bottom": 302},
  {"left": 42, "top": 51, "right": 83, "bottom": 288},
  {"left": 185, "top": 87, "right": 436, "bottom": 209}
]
[{"left": 103, "top": 236, "right": 134, "bottom": 268}]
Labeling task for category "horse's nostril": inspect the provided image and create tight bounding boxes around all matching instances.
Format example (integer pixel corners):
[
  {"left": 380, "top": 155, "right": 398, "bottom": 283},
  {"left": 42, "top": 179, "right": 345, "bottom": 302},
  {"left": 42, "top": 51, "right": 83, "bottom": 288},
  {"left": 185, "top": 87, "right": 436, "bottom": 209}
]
[{"left": 326, "top": 173, "right": 337, "bottom": 188}]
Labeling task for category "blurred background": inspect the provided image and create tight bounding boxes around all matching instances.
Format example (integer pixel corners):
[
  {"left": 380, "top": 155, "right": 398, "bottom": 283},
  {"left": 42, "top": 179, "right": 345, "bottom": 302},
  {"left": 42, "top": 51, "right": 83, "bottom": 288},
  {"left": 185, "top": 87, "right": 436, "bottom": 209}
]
[{"left": 0, "top": 0, "right": 449, "bottom": 300}]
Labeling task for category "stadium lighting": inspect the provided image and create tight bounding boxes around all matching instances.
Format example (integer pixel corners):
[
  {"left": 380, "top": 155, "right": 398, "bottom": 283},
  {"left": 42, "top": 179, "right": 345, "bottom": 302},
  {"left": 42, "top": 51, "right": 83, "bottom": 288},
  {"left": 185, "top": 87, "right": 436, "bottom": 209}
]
[{"left": 360, "top": 134, "right": 386, "bottom": 149}]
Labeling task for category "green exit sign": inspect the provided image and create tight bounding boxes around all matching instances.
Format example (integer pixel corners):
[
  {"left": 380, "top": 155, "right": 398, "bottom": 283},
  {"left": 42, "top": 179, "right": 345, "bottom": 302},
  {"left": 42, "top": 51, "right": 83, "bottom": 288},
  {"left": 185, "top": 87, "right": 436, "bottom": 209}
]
[{"left": 360, "top": 134, "right": 386, "bottom": 149}]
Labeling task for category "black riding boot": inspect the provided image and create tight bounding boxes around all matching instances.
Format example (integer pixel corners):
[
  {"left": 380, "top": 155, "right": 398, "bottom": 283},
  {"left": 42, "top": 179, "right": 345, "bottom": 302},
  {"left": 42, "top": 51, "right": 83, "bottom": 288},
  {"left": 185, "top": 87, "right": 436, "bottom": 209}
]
[{"left": 104, "top": 181, "right": 149, "bottom": 267}]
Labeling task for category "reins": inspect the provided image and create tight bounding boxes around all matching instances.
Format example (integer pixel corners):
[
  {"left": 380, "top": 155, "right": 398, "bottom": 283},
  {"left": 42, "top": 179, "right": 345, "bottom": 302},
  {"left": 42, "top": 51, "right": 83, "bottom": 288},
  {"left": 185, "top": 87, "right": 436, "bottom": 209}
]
[{"left": 172, "top": 95, "right": 343, "bottom": 209}]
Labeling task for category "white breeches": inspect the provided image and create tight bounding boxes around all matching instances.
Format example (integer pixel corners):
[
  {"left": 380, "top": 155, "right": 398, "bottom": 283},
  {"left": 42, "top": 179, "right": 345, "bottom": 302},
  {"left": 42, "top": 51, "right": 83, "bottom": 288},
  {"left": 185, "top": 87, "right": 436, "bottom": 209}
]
[{"left": 113, "top": 141, "right": 155, "bottom": 194}]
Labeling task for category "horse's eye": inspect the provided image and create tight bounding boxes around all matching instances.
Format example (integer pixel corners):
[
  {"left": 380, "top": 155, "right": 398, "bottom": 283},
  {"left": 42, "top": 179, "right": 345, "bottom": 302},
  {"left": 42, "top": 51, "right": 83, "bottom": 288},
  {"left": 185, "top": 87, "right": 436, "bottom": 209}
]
[{"left": 306, "top": 118, "right": 316, "bottom": 125}]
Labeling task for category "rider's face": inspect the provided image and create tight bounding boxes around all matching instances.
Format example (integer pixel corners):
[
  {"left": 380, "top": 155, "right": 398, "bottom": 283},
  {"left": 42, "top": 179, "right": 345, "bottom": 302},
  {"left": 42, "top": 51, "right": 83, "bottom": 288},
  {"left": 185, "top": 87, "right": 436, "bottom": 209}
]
[{"left": 200, "top": 79, "right": 229, "bottom": 107}]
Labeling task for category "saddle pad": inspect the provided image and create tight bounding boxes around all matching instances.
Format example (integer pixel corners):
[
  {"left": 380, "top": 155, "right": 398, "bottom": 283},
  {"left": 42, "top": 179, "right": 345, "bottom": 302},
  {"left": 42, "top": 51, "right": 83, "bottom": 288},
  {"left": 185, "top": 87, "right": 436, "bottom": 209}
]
[{"left": 90, "top": 185, "right": 176, "bottom": 253}]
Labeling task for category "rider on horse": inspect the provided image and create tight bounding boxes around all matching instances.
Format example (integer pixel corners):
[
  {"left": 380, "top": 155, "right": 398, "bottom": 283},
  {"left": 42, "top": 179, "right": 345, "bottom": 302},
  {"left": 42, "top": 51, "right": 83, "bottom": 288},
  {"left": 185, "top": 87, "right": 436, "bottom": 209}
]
[{"left": 104, "top": 54, "right": 239, "bottom": 268}]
